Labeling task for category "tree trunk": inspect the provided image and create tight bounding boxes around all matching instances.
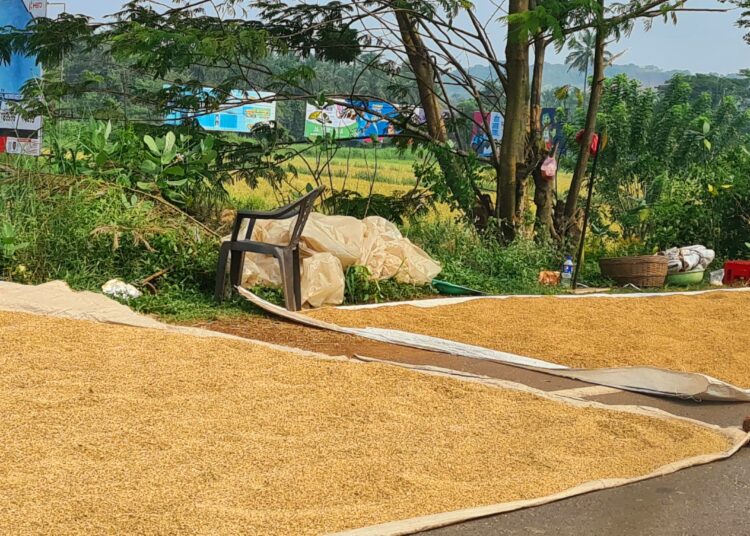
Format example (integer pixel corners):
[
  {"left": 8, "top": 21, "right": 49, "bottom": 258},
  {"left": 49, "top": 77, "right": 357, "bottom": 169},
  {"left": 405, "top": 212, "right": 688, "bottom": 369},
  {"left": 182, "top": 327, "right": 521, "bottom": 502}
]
[
  {"left": 497, "top": 0, "right": 530, "bottom": 241},
  {"left": 562, "top": 3, "right": 606, "bottom": 237},
  {"left": 395, "top": 11, "right": 448, "bottom": 144},
  {"left": 529, "top": 33, "right": 558, "bottom": 241},
  {"left": 583, "top": 62, "right": 589, "bottom": 97},
  {"left": 394, "top": 10, "right": 475, "bottom": 218}
]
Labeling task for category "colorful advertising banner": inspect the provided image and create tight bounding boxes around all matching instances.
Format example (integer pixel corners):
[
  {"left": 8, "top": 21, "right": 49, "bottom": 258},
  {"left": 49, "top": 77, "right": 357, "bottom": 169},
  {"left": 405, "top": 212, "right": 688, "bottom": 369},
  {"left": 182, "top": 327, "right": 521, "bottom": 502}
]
[
  {"left": 471, "top": 111, "right": 503, "bottom": 157},
  {"left": 305, "top": 100, "right": 401, "bottom": 141},
  {"left": 541, "top": 107, "right": 566, "bottom": 153},
  {"left": 350, "top": 100, "right": 400, "bottom": 140},
  {"left": 166, "top": 88, "right": 277, "bottom": 134},
  {"left": 0, "top": 0, "right": 46, "bottom": 156},
  {"left": 304, "top": 102, "right": 359, "bottom": 139}
]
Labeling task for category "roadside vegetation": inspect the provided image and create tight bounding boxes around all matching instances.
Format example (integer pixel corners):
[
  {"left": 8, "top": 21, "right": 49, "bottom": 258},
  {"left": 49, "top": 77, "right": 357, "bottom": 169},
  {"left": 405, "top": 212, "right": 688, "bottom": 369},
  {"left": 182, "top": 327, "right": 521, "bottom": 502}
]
[{"left": 1, "top": 2, "right": 749, "bottom": 322}]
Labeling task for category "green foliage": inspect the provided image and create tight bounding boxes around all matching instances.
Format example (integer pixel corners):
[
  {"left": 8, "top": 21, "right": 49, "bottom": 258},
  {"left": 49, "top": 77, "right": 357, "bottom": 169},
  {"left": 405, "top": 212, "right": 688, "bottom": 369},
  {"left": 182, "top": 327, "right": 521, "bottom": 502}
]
[
  {"left": 0, "top": 221, "right": 28, "bottom": 264},
  {"left": 0, "top": 172, "right": 217, "bottom": 292},
  {"left": 643, "top": 154, "right": 750, "bottom": 259},
  {"left": 45, "top": 120, "right": 231, "bottom": 217},
  {"left": 344, "top": 265, "right": 433, "bottom": 304},
  {"left": 587, "top": 74, "right": 750, "bottom": 258},
  {"left": 137, "top": 131, "right": 227, "bottom": 210},
  {"left": 130, "top": 287, "right": 263, "bottom": 323},
  {"left": 407, "top": 219, "right": 560, "bottom": 294},
  {"left": 413, "top": 144, "right": 483, "bottom": 219},
  {"left": 321, "top": 189, "right": 433, "bottom": 224},
  {"left": 344, "top": 265, "right": 380, "bottom": 303}
]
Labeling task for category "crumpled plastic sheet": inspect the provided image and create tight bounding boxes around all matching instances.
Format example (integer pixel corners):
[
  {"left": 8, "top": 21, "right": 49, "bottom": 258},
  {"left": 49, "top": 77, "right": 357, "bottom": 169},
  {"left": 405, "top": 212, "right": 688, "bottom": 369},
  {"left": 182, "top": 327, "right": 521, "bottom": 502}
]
[{"left": 225, "top": 213, "right": 442, "bottom": 307}]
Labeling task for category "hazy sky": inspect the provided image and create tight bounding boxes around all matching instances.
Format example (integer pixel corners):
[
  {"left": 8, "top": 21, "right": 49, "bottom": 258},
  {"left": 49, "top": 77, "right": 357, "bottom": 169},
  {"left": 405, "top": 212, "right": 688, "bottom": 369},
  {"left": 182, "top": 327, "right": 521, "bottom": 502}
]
[{"left": 58, "top": 0, "right": 748, "bottom": 74}]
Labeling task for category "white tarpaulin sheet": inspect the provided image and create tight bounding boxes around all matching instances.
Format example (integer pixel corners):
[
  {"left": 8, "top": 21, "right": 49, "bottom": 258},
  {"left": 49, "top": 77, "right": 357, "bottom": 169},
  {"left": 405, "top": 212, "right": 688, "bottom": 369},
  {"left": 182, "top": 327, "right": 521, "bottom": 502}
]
[
  {"left": 238, "top": 287, "right": 750, "bottom": 402},
  {"left": 227, "top": 213, "right": 441, "bottom": 308}
]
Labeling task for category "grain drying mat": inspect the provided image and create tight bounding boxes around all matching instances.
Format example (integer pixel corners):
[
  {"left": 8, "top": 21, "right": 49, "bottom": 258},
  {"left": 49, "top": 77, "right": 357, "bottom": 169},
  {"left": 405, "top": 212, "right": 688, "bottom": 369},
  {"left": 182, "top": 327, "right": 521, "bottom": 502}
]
[
  {"left": 239, "top": 288, "right": 750, "bottom": 402},
  {"left": 0, "top": 282, "right": 748, "bottom": 535}
]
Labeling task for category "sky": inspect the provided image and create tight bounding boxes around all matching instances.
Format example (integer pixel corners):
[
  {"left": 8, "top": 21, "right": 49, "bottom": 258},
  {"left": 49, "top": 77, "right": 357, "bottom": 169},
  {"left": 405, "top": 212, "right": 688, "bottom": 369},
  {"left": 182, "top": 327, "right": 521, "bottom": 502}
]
[{"left": 58, "top": 0, "right": 748, "bottom": 75}]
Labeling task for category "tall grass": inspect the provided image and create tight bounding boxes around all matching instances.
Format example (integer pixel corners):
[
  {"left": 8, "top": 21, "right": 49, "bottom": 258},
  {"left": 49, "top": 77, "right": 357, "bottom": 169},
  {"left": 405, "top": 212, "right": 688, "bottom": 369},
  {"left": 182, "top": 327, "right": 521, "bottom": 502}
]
[
  {"left": 0, "top": 171, "right": 217, "bottom": 291},
  {"left": 406, "top": 219, "right": 561, "bottom": 294}
]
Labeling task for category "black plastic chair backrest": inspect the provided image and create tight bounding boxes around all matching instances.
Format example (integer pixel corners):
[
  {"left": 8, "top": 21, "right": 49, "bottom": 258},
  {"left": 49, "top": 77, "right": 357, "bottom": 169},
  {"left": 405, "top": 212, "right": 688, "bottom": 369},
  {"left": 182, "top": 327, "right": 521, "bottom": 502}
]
[
  {"left": 288, "top": 187, "right": 324, "bottom": 247},
  {"left": 234, "top": 187, "right": 324, "bottom": 244}
]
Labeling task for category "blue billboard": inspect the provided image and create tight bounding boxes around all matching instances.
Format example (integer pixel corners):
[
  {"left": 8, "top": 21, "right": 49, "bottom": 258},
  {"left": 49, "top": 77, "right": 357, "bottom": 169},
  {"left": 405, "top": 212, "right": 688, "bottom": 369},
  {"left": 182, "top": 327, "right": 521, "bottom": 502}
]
[
  {"left": 349, "top": 100, "right": 400, "bottom": 140},
  {"left": 166, "top": 88, "right": 277, "bottom": 134},
  {"left": 0, "top": 0, "right": 43, "bottom": 98},
  {"left": 0, "top": 0, "right": 46, "bottom": 155},
  {"left": 471, "top": 112, "right": 503, "bottom": 157}
]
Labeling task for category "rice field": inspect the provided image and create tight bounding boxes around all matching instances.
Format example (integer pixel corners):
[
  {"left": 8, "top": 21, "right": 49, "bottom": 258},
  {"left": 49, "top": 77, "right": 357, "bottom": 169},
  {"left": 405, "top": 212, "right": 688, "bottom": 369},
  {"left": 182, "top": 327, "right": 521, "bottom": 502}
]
[{"left": 227, "top": 146, "right": 573, "bottom": 214}]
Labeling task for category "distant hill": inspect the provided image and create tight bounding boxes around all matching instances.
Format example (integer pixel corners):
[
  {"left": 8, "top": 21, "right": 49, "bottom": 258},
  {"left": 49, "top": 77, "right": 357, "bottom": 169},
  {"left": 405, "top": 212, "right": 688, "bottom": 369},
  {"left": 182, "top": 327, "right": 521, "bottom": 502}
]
[
  {"left": 447, "top": 62, "right": 691, "bottom": 100},
  {"left": 545, "top": 62, "right": 690, "bottom": 88}
]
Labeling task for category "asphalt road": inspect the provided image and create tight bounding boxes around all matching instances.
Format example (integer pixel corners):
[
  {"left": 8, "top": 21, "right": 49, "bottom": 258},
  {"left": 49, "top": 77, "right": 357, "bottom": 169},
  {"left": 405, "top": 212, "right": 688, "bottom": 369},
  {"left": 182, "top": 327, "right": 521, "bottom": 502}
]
[{"left": 423, "top": 449, "right": 750, "bottom": 536}]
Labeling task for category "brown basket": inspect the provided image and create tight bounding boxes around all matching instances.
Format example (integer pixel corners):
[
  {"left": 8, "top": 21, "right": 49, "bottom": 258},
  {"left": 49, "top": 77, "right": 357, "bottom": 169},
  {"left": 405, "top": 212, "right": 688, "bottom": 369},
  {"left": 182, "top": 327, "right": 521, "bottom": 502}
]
[{"left": 599, "top": 255, "right": 668, "bottom": 288}]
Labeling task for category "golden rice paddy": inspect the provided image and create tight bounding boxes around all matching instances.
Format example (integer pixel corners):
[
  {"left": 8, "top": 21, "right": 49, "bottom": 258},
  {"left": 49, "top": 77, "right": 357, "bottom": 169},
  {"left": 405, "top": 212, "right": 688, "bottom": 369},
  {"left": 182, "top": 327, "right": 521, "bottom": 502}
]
[{"left": 0, "top": 310, "right": 730, "bottom": 534}]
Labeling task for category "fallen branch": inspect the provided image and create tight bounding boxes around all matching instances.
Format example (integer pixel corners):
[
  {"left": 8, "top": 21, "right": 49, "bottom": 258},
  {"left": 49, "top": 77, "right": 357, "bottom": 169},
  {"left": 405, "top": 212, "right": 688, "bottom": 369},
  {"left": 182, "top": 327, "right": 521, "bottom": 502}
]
[{"left": 125, "top": 187, "right": 222, "bottom": 239}]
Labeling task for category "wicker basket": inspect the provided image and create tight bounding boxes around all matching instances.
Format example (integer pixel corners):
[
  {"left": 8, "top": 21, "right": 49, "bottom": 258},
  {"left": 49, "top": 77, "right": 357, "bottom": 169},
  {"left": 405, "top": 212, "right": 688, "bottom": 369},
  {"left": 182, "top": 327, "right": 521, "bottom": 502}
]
[{"left": 599, "top": 255, "right": 668, "bottom": 288}]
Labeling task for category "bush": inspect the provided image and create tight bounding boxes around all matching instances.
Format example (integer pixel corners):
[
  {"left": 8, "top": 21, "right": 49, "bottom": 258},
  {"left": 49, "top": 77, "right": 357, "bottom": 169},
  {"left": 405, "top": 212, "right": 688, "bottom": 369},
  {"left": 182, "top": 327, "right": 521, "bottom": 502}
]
[
  {"left": 344, "top": 265, "right": 434, "bottom": 304},
  {"left": 0, "top": 171, "right": 218, "bottom": 294},
  {"left": 406, "top": 219, "right": 561, "bottom": 294}
]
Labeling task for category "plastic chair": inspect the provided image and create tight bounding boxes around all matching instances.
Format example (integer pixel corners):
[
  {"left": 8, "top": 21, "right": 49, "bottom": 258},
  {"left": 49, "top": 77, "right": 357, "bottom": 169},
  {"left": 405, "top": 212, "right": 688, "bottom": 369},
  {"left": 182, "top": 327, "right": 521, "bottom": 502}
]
[{"left": 214, "top": 187, "right": 325, "bottom": 310}]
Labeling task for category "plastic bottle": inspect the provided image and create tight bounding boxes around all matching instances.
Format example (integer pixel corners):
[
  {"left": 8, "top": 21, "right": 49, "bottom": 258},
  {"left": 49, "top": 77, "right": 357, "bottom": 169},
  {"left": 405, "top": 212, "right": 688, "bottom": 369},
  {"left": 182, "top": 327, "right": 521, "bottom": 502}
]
[{"left": 561, "top": 256, "right": 575, "bottom": 288}]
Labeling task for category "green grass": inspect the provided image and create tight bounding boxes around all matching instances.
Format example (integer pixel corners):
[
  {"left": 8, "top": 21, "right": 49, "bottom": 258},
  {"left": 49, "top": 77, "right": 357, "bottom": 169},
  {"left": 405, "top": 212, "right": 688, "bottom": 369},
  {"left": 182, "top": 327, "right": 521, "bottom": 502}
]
[
  {"left": 129, "top": 286, "right": 267, "bottom": 323},
  {"left": 405, "top": 220, "right": 563, "bottom": 295},
  {"left": 1, "top": 132, "right": 582, "bottom": 324}
]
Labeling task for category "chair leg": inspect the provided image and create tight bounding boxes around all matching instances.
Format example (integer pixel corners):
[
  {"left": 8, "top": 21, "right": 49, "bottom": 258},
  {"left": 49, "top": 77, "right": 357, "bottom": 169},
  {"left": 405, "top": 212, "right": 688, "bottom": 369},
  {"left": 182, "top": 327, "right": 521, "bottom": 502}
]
[
  {"left": 278, "top": 250, "right": 297, "bottom": 311},
  {"left": 229, "top": 249, "right": 245, "bottom": 291},
  {"left": 292, "top": 248, "right": 302, "bottom": 311},
  {"left": 215, "top": 244, "right": 231, "bottom": 302}
]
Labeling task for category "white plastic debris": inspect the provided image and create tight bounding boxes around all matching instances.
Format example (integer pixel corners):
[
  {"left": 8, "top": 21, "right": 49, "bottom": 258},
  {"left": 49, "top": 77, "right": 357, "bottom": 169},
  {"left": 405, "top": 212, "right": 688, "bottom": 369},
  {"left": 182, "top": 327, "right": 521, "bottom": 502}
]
[
  {"left": 710, "top": 269, "right": 725, "bottom": 287},
  {"left": 102, "top": 279, "right": 142, "bottom": 300}
]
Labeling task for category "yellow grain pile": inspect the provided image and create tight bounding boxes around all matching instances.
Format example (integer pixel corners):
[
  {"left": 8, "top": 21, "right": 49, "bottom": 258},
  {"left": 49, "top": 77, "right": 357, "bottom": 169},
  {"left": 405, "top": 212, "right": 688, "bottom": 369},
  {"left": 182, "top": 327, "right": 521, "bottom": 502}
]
[
  {"left": 0, "top": 311, "right": 731, "bottom": 535},
  {"left": 308, "top": 292, "right": 750, "bottom": 386}
]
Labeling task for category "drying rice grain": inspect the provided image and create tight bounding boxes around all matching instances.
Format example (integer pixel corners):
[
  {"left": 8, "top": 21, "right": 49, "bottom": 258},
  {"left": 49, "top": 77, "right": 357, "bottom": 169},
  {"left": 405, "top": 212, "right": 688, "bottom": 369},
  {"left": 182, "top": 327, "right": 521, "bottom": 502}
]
[
  {"left": 0, "top": 311, "right": 731, "bottom": 535},
  {"left": 308, "top": 293, "right": 750, "bottom": 386}
]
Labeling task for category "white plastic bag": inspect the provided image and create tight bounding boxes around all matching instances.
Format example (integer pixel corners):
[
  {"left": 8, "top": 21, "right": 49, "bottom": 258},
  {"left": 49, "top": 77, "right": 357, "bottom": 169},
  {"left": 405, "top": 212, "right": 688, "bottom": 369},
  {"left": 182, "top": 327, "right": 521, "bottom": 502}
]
[
  {"left": 710, "top": 269, "right": 725, "bottom": 287},
  {"left": 102, "top": 279, "right": 142, "bottom": 300}
]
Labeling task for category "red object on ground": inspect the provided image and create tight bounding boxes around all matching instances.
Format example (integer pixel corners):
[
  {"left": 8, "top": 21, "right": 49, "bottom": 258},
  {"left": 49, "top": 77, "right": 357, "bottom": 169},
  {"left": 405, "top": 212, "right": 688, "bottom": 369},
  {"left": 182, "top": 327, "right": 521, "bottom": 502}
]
[
  {"left": 0, "top": 137, "right": 6, "bottom": 154},
  {"left": 723, "top": 260, "right": 750, "bottom": 285},
  {"left": 575, "top": 130, "right": 600, "bottom": 155}
]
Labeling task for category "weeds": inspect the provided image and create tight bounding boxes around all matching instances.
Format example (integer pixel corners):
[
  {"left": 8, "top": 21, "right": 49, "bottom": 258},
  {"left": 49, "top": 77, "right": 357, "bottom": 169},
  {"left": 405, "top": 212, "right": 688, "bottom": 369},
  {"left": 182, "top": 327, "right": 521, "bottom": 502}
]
[
  {"left": 0, "top": 171, "right": 218, "bottom": 293},
  {"left": 344, "top": 265, "right": 434, "bottom": 304},
  {"left": 406, "top": 219, "right": 561, "bottom": 294}
]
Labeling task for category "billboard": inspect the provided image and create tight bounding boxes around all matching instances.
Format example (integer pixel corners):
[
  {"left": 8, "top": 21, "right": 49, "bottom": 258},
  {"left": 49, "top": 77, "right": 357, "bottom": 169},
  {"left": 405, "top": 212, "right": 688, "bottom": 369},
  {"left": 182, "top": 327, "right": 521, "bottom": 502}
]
[
  {"left": 304, "top": 102, "right": 359, "bottom": 139},
  {"left": 471, "top": 111, "right": 503, "bottom": 157},
  {"left": 541, "top": 107, "right": 566, "bottom": 153},
  {"left": 305, "top": 100, "right": 400, "bottom": 141},
  {"left": 166, "top": 88, "right": 277, "bottom": 134},
  {"left": 350, "top": 100, "right": 400, "bottom": 140},
  {"left": 0, "top": 0, "right": 47, "bottom": 156}
]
